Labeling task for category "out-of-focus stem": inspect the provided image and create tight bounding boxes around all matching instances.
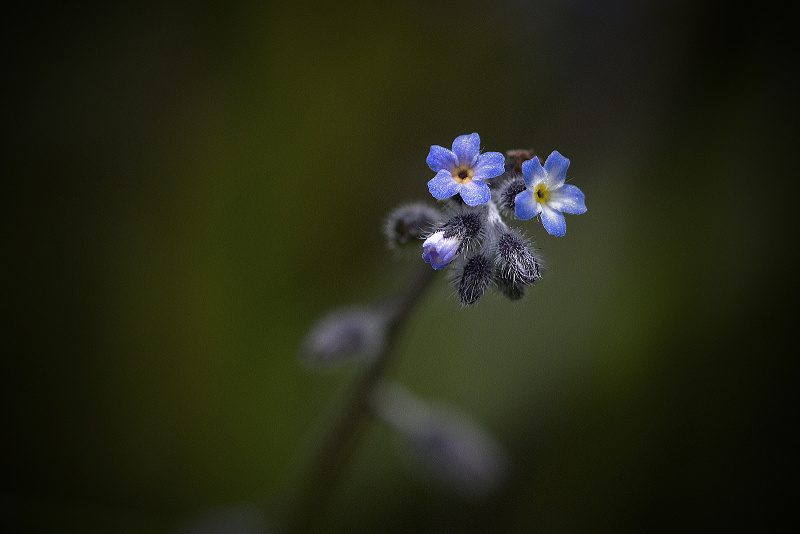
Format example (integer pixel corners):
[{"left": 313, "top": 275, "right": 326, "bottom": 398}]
[{"left": 285, "top": 262, "right": 437, "bottom": 533}]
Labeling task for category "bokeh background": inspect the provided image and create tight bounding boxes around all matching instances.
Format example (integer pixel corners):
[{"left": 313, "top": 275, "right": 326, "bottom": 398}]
[{"left": 5, "top": 1, "right": 793, "bottom": 532}]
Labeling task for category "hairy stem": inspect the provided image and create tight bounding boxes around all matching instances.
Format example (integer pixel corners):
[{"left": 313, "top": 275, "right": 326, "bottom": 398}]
[{"left": 285, "top": 262, "right": 437, "bottom": 533}]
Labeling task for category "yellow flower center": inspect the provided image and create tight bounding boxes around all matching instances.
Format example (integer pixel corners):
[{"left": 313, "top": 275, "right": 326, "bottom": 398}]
[
  {"left": 452, "top": 165, "right": 474, "bottom": 184},
  {"left": 534, "top": 183, "right": 550, "bottom": 203}
]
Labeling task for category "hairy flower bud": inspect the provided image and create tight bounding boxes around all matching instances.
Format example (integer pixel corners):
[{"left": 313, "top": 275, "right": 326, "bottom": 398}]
[
  {"left": 385, "top": 203, "right": 443, "bottom": 248},
  {"left": 498, "top": 175, "right": 526, "bottom": 214},
  {"left": 441, "top": 211, "right": 483, "bottom": 242},
  {"left": 494, "top": 230, "right": 541, "bottom": 301},
  {"left": 496, "top": 231, "right": 541, "bottom": 286},
  {"left": 458, "top": 254, "right": 492, "bottom": 306}
]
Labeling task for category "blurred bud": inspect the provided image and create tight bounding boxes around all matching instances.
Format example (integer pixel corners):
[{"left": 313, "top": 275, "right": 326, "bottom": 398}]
[
  {"left": 176, "top": 502, "right": 271, "bottom": 534},
  {"left": 495, "top": 273, "right": 525, "bottom": 301},
  {"left": 371, "top": 382, "right": 508, "bottom": 498},
  {"left": 385, "top": 203, "right": 443, "bottom": 248},
  {"left": 504, "top": 149, "right": 538, "bottom": 174},
  {"left": 458, "top": 254, "right": 492, "bottom": 306},
  {"left": 300, "top": 306, "right": 388, "bottom": 367}
]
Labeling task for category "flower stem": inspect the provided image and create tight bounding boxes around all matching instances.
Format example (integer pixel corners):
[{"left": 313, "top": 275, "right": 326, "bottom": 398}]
[{"left": 285, "top": 262, "right": 437, "bottom": 533}]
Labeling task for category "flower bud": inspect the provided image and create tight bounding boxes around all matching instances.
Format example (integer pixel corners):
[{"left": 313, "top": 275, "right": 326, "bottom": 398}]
[
  {"left": 385, "top": 203, "right": 443, "bottom": 248},
  {"left": 422, "top": 211, "right": 484, "bottom": 270},
  {"left": 495, "top": 231, "right": 541, "bottom": 286},
  {"left": 504, "top": 149, "right": 538, "bottom": 173},
  {"left": 494, "top": 230, "right": 541, "bottom": 301},
  {"left": 422, "top": 231, "right": 460, "bottom": 269},
  {"left": 371, "top": 383, "right": 508, "bottom": 498},
  {"left": 300, "top": 306, "right": 388, "bottom": 367},
  {"left": 441, "top": 211, "right": 483, "bottom": 242},
  {"left": 457, "top": 254, "right": 492, "bottom": 306},
  {"left": 498, "top": 175, "right": 526, "bottom": 213}
]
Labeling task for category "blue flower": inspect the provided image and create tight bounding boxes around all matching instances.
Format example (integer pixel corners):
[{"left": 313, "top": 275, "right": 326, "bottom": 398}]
[
  {"left": 514, "top": 151, "right": 587, "bottom": 237},
  {"left": 426, "top": 133, "right": 505, "bottom": 206},
  {"left": 421, "top": 231, "right": 461, "bottom": 270}
]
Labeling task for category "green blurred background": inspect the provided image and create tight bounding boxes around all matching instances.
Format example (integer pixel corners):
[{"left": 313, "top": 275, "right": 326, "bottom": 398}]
[{"left": 5, "top": 1, "right": 793, "bottom": 532}]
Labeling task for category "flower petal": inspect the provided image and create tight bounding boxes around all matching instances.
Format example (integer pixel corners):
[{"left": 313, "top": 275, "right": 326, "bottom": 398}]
[
  {"left": 427, "top": 145, "right": 458, "bottom": 172},
  {"left": 451, "top": 133, "right": 480, "bottom": 167},
  {"left": 514, "top": 190, "right": 542, "bottom": 220},
  {"left": 472, "top": 151, "right": 506, "bottom": 180},
  {"left": 428, "top": 171, "right": 460, "bottom": 200},
  {"left": 549, "top": 184, "right": 587, "bottom": 214},
  {"left": 422, "top": 233, "right": 459, "bottom": 269},
  {"left": 423, "top": 245, "right": 450, "bottom": 269},
  {"left": 458, "top": 181, "right": 491, "bottom": 206},
  {"left": 543, "top": 151, "right": 569, "bottom": 187},
  {"left": 521, "top": 157, "right": 546, "bottom": 187},
  {"left": 540, "top": 205, "right": 567, "bottom": 237}
]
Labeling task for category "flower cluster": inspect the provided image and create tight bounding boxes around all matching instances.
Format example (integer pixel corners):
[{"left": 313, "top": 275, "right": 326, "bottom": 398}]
[
  {"left": 386, "top": 133, "right": 587, "bottom": 306},
  {"left": 296, "top": 133, "right": 585, "bottom": 510}
]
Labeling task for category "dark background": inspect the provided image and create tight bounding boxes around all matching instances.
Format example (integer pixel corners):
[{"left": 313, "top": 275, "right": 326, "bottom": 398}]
[{"left": 5, "top": 1, "right": 794, "bottom": 532}]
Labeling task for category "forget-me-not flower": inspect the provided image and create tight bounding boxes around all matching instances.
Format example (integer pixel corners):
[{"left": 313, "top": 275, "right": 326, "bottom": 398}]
[
  {"left": 426, "top": 133, "right": 505, "bottom": 206},
  {"left": 514, "top": 151, "right": 586, "bottom": 237}
]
